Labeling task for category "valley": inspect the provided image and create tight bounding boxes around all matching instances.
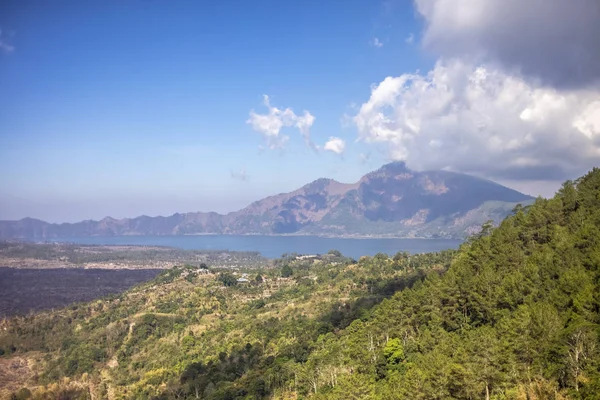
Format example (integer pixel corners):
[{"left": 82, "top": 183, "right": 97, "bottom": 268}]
[
  {"left": 3, "top": 1, "right": 598, "bottom": 398},
  {"left": 0, "top": 169, "right": 599, "bottom": 399}
]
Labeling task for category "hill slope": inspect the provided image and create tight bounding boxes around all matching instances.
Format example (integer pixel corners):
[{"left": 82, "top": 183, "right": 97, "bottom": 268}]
[
  {"left": 0, "top": 163, "right": 533, "bottom": 239},
  {"left": 0, "top": 168, "right": 599, "bottom": 399}
]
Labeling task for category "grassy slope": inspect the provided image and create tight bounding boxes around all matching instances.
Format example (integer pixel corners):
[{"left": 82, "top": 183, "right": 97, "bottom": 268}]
[
  {"left": 1, "top": 169, "right": 599, "bottom": 400},
  {"left": 0, "top": 251, "right": 451, "bottom": 399}
]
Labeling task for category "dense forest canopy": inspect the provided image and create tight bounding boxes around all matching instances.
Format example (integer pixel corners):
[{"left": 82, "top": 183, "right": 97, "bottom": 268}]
[{"left": 1, "top": 168, "right": 599, "bottom": 399}]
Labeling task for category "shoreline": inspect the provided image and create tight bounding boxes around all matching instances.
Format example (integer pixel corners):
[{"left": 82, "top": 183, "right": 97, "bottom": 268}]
[{"left": 6, "top": 233, "right": 464, "bottom": 241}]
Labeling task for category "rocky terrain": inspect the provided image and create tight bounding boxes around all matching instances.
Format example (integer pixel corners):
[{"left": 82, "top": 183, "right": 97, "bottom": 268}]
[{"left": 0, "top": 162, "right": 534, "bottom": 239}]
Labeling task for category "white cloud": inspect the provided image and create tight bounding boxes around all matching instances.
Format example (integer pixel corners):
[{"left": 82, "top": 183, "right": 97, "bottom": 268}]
[
  {"left": 295, "top": 110, "right": 318, "bottom": 151},
  {"left": 414, "top": 0, "right": 600, "bottom": 88},
  {"left": 350, "top": 0, "right": 600, "bottom": 186},
  {"left": 353, "top": 59, "right": 600, "bottom": 180},
  {"left": 230, "top": 168, "right": 249, "bottom": 181},
  {"left": 323, "top": 137, "right": 346, "bottom": 155},
  {"left": 0, "top": 28, "right": 15, "bottom": 54},
  {"left": 371, "top": 37, "right": 384, "bottom": 48},
  {"left": 247, "top": 95, "right": 316, "bottom": 150},
  {"left": 405, "top": 33, "right": 414, "bottom": 45},
  {"left": 573, "top": 101, "right": 600, "bottom": 140}
]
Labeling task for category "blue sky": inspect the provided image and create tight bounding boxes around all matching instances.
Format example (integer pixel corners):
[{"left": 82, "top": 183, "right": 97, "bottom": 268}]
[
  {"left": 2, "top": 0, "right": 599, "bottom": 222},
  {"left": 0, "top": 0, "right": 428, "bottom": 221}
]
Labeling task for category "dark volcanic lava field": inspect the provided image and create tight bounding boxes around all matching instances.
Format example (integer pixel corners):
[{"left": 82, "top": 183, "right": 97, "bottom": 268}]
[{"left": 0, "top": 267, "right": 162, "bottom": 317}]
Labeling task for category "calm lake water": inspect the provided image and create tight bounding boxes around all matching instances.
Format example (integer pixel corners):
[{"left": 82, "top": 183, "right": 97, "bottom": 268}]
[{"left": 49, "top": 235, "right": 462, "bottom": 259}]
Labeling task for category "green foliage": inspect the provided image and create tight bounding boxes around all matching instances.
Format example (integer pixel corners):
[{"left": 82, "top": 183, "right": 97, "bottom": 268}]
[
  {"left": 2, "top": 168, "right": 600, "bottom": 399},
  {"left": 0, "top": 242, "right": 268, "bottom": 268},
  {"left": 281, "top": 264, "right": 293, "bottom": 277},
  {"left": 63, "top": 343, "right": 106, "bottom": 375},
  {"left": 383, "top": 338, "right": 405, "bottom": 364},
  {"left": 328, "top": 249, "right": 342, "bottom": 257},
  {"left": 217, "top": 272, "right": 238, "bottom": 287},
  {"left": 248, "top": 299, "right": 266, "bottom": 310}
]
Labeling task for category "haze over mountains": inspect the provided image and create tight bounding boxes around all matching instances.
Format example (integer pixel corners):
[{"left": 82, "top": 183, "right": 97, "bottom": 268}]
[{"left": 0, "top": 163, "right": 533, "bottom": 239}]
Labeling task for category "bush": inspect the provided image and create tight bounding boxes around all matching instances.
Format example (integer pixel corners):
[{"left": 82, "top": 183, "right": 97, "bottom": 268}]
[
  {"left": 218, "top": 272, "right": 238, "bottom": 287},
  {"left": 63, "top": 344, "right": 105, "bottom": 376},
  {"left": 249, "top": 299, "right": 266, "bottom": 309},
  {"left": 11, "top": 388, "right": 32, "bottom": 400},
  {"left": 281, "top": 265, "right": 293, "bottom": 278}
]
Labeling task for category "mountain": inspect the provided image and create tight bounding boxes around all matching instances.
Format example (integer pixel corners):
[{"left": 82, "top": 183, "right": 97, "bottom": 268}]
[
  {"left": 2, "top": 169, "right": 599, "bottom": 399},
  {"left": 0, "top": 162, "right": 534, "bottom": 239}
]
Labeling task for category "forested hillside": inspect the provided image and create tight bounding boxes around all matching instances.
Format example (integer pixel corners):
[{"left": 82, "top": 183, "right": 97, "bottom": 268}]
[
  {"left": 303, "top": 168, "right": 600, "bottom": 399},
  {"left": 1, "top": 169, "right": 599, "bottom": 399}
]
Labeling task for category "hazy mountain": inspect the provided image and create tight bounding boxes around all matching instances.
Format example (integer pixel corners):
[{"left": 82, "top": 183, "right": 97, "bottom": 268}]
[{"left": 0, "top": 162, "right": 534, "bottom": 239}]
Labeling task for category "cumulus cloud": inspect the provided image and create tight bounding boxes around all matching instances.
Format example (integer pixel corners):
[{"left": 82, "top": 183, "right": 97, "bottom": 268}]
[
  {"left": 247, "top": 95, "right": 316, "bottom": 150},
  {"left": 353, "top": 59, "right": 600, "bottom": 181},
  {"left": 405, "top": 33, "right": 414, "bottom": 45},
  {"left": 323, "top": 137, "right": 346, "bottom": 155},
  {"left": 415, "top": 0, "right": 600, "bottom": 88},
  {"left": 371, "top": 37, "right": 384, "bottom": 48},
  {"left": 351, "top": 0, "right": 600, "bottom": 189},
  {"left": 231, "top": 168, "right": 249, "bottom": 181},
  {"left": 0, "top": 28, "right": 15, "bottom": 53}
]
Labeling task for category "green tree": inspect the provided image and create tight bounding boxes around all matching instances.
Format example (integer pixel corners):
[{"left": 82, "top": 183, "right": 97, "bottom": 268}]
[
  {"left": 328, "top": 249, "right": 342, "bottom": 257},
  {"left": 383, "top": 338, "right": 405, "bottom": 365},
  {"left": 217, "top": 272, "right": 238, "bottom": 287},
  {"left": 281, "top": 265, "right": 293, "bottom": 278}
]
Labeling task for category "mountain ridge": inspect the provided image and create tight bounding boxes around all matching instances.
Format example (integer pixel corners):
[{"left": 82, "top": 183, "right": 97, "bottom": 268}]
[{"left": 0, "top": 162, "right": 534, "bottom": 239}]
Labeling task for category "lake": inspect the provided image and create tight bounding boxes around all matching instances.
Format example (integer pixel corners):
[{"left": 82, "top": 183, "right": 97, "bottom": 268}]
[{"left": 47, "top": 235, "right": 462, "bottom": 259}]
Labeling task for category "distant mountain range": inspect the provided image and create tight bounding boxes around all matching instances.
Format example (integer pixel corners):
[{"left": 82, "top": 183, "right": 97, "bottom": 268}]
[{"left": 0, "top": 162, "right": 535, "bottom": 239}]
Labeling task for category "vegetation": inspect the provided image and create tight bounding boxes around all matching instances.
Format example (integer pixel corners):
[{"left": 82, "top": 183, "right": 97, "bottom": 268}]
[
  {"left": 0, "top": 242, "right": 269, "bottom": 269},
  {"left": 280, "top": 264, "right": 293, "bottom": 278},
  {"left": 217, "top": 272, "right": 238, "bottom": 287},
  {"left": 1, "top": 168, "right": 600, "bottom": 399}
]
